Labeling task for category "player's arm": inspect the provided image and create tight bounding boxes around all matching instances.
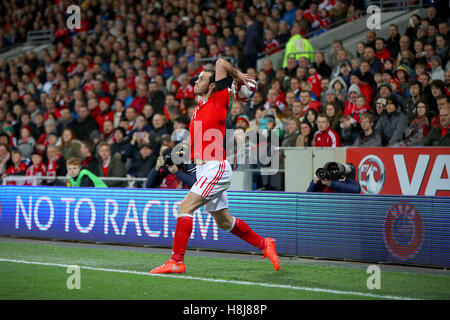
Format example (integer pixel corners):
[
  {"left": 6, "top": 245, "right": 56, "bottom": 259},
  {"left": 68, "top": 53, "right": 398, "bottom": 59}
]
[{"left": 215, "top": 58, "right": 253, "bottom": 84}]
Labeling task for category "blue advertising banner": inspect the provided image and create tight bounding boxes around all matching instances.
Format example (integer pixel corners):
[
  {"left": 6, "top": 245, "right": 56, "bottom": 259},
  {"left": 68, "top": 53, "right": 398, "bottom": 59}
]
[{"left": 0, "top": 186, "right": 449, "bottom": 267}]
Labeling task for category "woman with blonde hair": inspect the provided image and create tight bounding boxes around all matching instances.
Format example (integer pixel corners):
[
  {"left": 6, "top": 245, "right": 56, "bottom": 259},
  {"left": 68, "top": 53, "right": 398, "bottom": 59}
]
[{"left": 281, "top": 117, "right": 301, "bottom": 147}]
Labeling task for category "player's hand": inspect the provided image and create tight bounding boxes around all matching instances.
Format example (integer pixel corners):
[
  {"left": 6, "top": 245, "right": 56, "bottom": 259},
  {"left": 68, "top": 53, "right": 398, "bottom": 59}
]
[
  {"left": 168, "top": 165, "right": 178, "bottom": 174},
  {"left": 155, "top": 156, "right": 165, "bottom": 170},
  {"left": 234, "top": 71, "right": 254, "bottom": 86}
]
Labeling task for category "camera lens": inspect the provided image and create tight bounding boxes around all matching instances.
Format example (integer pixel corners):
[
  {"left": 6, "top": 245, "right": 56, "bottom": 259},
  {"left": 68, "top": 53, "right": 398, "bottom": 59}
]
[{"left": 316, "top": 168, "right": 327, "bottom": 180}]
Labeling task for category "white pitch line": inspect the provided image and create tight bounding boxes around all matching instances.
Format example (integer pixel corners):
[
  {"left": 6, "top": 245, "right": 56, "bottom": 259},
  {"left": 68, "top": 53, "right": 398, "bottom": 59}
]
[{"left": 0, "top": 258, "right": 419, "bottom": 300}]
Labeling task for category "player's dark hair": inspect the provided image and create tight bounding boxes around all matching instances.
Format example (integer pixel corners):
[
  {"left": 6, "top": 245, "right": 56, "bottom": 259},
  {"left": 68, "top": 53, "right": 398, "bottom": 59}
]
[{"left": 203, "top": 68, "right": 216, "bottom": 85}]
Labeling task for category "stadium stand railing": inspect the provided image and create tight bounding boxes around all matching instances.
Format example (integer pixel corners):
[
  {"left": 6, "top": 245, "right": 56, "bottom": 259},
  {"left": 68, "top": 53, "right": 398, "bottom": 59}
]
[
  {"left": 26, "top": 30, "right": 54, "bottom": 46},
  {"left": 367, "top": 0, "right": 428, "bottom": 12}
]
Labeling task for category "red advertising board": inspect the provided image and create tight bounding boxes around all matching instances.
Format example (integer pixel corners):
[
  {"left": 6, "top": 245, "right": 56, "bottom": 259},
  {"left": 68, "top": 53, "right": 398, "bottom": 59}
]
[{"left": 346, "top": 147, "right": 450, "bottom": 196}]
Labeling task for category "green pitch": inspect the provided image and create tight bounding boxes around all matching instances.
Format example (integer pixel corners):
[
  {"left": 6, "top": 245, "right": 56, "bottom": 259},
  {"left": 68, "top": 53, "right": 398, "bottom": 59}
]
[{"left": 0, "top": 240, "right": 449, "bottom": 300}]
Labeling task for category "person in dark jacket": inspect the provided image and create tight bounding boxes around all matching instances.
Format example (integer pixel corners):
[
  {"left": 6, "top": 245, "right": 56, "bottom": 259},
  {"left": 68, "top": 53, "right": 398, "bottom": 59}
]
[
  {"left": 73, "top": 105, "right": 99, "bottom": 141},
  {"left": 110, "top": 127, "right": 134, "bottom": 164},
  {"left": 80, "top": 140, "right": 99, "bottom": 174},
  {"left": 128, "top": 143, "right": 157, "bottom": 187},
  {"left": 96, "top": 141, "right": 127, "bottom": 187},
  {"left": 374, "top": 95, "right": 408, "bottom": 146},
  {"left": 353, "top": 113, "right": 382, "bottom": 147},
  {"left": 337, "top": 115, "right": 361, "bottom": 146},
  {"left": 145, "top": 145, "right": 196, "bottom": 189},
  {"left": 422, "top": 102, "right": 450, "bottom": 146},
  {"left": 306, "top": 173, "right": 361, "bottom": 193},
  {"left": 243, "top": 15, "right": 265, "bottom": 70}
]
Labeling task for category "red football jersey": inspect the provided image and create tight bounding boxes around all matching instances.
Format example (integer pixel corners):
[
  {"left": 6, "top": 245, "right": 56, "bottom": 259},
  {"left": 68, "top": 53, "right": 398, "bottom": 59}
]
[
  {"left": 314, "top": 128, "right": 342, "bottom": 147},
  {"left": 189, "top": 88, "right": 229, "bottom": 161}
]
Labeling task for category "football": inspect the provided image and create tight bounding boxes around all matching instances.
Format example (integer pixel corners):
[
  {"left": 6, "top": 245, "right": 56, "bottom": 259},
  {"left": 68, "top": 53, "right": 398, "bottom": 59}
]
[{"left": 231, "top": 79, "right": 258, "bottom": 102}]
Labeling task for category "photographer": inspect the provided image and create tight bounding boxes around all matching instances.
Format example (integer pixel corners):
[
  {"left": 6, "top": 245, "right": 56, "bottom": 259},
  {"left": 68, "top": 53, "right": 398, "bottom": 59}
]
[
  {"left": 306, "top": 162, "right": 361, "bottom": 193},
  {"left": 145, "top": 145, "right": 196, "bottom": 189}
]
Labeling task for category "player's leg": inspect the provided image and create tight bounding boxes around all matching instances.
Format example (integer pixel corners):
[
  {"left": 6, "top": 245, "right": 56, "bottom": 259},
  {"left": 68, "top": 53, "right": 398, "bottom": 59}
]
[
  {"left": 150, "top": 192, "right": 207, "bottom": 274},
  {"left": 171, "top": 192, "right": 208, "bottom": 262},
  {"left": 209, "top": 199, "right": 280, "bottom": 271}
]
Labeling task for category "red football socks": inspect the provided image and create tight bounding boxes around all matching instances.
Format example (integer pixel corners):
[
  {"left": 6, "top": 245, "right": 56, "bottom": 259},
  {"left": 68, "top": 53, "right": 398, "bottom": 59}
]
[
  {"left": 230, "top": 218, "right": 266, "bottom": 251},
  {"left": 171, "top": 215, "right": 193, "bottom": 263}
]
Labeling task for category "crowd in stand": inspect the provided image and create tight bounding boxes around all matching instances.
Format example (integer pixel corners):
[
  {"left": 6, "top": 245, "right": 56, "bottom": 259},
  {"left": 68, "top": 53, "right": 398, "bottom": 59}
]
[{"left": 0, "top": 0, "right": 448, "bottom": 189}]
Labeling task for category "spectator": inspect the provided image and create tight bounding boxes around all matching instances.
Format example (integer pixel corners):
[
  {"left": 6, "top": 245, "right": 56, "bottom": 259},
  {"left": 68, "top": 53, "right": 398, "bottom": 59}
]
[
  {"left": 16, "top": 126, "right": 36, "bottom": 158},
  {"left": 353, "top": 113, "right": 382, "bottom": 147},
  {"left": 176, "top": 74, "right": 196, "bottom": 103},
  {"left": 284, "top": 57, "right": 299, "bottom": 79},
  {"left": 324, "top": 102, "right": 342, "bottom": 131},
  {"left": 396, "top": 100, "right": 430, "bottom": 147},
  {"left": 296, "top": 121, "right": 314, "bottom": 147},
  {"left": 19, "top": 112, "right": 38, "bottom": 139},
  {"left": 96, "top": 97, "right": 114, "bottom": 132},
  {"left": 375, "top": 38, "right": 392, "bottom": 63},
  {"left": 96, "top": 141, "right": 127, "bottom": 188},
  {"left": 25, "top": 152, "right": 46, "bottom": 186},
  {"left": 236, "top": 114, "right": 250, "bottom": 132},
  {"left": 303, "top": 108, "right": 319, "bottom": 134},
  {"left": 299, "top": 90, "right": 321, "bottom": 115},
  {"left": 337, "top": 115, "right": 360, "bottom": 146},
  {"left": 45, "top": 144, "right": 67, "bottom": 185},
  {"left": 375, "top": 95, "right": 408, "bottom": 146},
  {"left": 313, "top": 113, "right": 342, "bottom": 147},
  {"left": 80, "top": 140, "right": 98, "bottom": 175},
  {"left": 422, "top": 98, "right": 449, "bottom": 146},
  {"left": 3, "top": 150, "right": 28, "bottom": 185},
  {"left": 74, "top": 105, "right": 99, "bottom": 141},
  {"left": 264, "top": 88, "right": 286, "bottom": 111},
  {"left": 59, "top": 128, "right": 82, "bottom": 161},
  {"left": 243, "top": 15, "right": 265, "bottom": 70},
  {"left": 148, "top": 82, "right": 166, "bottom": 114},
  {"left": 67, "top": 157, "right": 107, "bottom": 188},
  {"left": 281, "top": 1, "right": 298, "bottom": 27},
  {"left": 281, "top": 117, "right": 301, "bottom": 147},
  {"left": 59, "top": 107, "right": 76, "bottom": 132},
  {"left": 249, "top": 107, "right": 265, "bottom": 133},
  {"left": 418, "top": 72, "right": 435, "bottom": 113},
  {"left": 404, "top": 80, "right": 423, "bottom": 123},
  {"left": 327, "top": 40, "right": 353, "bottom": 69},
  {"left": 36, "top": 119, "right": 58, "bottom": 153},
  {"left": 110, "top": 127, "right": 133, "bottom": 165},
  {"left": 149, "top": 113, "right": 169, "bottom": 153},
  {"left": 0, "top": 143, "right": 12, "bottom": 175},
  {"left": 304, "top": 2, "right": 321, "bottom": 30},
  {"left": 245, "top": 91, "right": 264, "bottom": 120},
  {"left": 264, "top": 29, "right": 281, "bottom": 55},
  {"left": 363, "top": 46, "right": 383, "bottom": 73},
  {"left": 329, "top": 0, "right": 348, "bottom": 23},
  {"left": 386, "top": 24, "right": 401, "bottom": 59},
  {"left": 312, "top": 52, "right": 332, "bottom": 78},
  {"left": 128, "top": 143, "right": 157, "bottom": 187},
  {"left": 307, "top": 64, "right": 323, "bottom": 99},
  {"left": 435, "top": 35, "right": 448, "bottom": 64},
  {"left": 430, "top": 55, "right": 445, "bottom": 81}
]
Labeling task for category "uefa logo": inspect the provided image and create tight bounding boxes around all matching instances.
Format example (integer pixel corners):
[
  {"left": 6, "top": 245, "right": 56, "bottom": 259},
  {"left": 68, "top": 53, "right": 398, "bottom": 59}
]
[
  {"left": 357, "top": 155, "right": 386, "bottom": 194},
  {"left": 383, "top": 202, "right": 424, "bottom": 260}
]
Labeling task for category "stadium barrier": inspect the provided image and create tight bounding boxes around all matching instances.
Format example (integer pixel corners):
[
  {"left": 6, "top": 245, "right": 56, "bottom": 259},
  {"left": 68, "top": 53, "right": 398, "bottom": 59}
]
[{"left": 0, "top": 186, "right": 448, "bottom": 268}]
